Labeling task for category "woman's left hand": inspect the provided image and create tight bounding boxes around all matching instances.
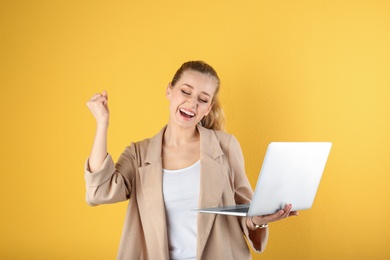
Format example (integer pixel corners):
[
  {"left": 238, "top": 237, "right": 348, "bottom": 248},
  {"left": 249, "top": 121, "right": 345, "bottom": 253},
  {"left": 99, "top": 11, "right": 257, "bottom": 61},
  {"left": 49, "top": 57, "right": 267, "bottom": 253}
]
[{"left": 248, "top": 204, "right": 299, "bottom": 229}]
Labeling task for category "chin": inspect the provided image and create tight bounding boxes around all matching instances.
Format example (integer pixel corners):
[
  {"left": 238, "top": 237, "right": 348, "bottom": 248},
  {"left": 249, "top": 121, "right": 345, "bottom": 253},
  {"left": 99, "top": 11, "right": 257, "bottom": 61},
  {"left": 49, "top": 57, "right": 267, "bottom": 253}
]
[{"left": 172, "top": 119, "right": 199, "bottom": 130}]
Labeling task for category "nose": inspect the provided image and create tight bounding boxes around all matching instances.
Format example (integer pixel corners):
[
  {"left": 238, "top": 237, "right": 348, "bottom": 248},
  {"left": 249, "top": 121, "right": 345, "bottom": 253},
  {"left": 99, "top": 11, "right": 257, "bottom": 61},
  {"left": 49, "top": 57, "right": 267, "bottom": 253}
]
[{"left": 187, "top": 96, "right": 198, "bottom": 108}]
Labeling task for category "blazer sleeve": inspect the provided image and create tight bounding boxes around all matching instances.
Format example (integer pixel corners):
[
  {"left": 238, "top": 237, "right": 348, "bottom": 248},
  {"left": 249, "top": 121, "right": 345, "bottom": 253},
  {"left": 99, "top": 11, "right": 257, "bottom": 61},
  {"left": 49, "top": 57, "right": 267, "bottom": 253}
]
[
  {"left": 84, "top": 144, "right": 137, "bottom": 206},
  {"left": 227, "top": 135, "right": 269, "bottom": 253}
]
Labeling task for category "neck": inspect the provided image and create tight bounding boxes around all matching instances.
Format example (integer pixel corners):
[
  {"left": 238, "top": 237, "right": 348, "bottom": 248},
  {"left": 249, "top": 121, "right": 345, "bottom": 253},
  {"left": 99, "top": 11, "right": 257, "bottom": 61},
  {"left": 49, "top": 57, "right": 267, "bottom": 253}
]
[{"left": 164, "top": 124, "right": 199, "bottom": 147}]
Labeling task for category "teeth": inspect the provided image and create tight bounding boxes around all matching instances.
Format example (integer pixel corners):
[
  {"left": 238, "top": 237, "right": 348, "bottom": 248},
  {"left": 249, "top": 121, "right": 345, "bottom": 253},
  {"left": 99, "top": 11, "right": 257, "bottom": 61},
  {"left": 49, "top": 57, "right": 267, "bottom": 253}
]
[{"left": 180, "top": 108, "right": 195, "bottom": 116}]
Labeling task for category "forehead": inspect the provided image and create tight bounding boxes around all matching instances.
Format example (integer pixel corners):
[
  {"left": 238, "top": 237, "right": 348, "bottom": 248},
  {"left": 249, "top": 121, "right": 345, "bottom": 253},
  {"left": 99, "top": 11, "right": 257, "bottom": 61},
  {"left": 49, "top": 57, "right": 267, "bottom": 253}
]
[{"left": 176, "top": 70, "right": 218, "bottom": 95}]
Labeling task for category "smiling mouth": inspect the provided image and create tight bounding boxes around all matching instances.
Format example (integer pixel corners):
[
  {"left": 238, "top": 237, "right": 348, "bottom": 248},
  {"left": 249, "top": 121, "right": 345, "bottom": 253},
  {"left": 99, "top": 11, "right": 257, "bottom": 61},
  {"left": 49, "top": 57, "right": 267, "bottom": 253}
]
[{"left": 179, "top": 108, "right": 195, "bottom": 118}]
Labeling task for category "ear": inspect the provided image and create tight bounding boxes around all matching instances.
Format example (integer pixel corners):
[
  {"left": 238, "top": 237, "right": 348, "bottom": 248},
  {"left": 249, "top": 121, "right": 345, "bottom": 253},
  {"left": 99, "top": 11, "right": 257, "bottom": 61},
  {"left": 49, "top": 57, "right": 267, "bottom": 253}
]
[{"left": 166, "top": 83, "right": 172, "bottom": 99}]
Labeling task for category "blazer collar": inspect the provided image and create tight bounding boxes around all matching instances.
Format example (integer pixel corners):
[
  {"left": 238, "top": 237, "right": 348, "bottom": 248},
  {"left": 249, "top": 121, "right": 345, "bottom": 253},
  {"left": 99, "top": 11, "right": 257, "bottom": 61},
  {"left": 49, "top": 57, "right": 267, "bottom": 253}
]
[
  {"left": 144, "top": 125, "right": 166, "bottom": 164},
  {"left": 197, "top": 124, "right": 224, "bottom": 160}
]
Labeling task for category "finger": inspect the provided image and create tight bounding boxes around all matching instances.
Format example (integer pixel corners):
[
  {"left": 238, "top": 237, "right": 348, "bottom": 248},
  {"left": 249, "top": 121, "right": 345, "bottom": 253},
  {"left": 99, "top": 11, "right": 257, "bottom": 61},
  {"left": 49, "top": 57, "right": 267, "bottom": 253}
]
[
  {"left": 89, "top": 93, "right": 101, "bottom": 102},
  {"left": 280, "top": 204, "right": 292, "bottom": 218},
  {"left": 260, "top": 209, "right": 286, "bottom": 223},
  {"left": 92, "top": 93, "right": 108, "bottom": 104},
  {"left": 281, "top": 210, "right": 291, "bottom": 219},
  {"left": 101, "top": 91, "right": 108, "bottom": 106},
  {"left": 270, "top": 206, "right": 291, "bottom": 220}
]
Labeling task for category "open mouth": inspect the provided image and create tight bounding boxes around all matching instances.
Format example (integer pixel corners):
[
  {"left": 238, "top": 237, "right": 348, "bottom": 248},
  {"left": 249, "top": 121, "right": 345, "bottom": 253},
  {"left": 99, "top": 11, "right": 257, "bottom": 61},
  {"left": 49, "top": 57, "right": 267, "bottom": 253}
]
[{"left": 179, "top": 108, "right": 196, "bottom": 118}]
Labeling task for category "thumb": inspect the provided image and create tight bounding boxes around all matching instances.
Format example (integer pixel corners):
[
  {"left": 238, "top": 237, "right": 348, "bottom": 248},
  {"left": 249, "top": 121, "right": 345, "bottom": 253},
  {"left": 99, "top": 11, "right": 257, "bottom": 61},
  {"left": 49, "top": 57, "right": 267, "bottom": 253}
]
[
  {"left": 102, "top": 90, "right": 108, "bottom": 99},
  {"left": 101, "top": 90, "right": 109, "bottom": 108}
]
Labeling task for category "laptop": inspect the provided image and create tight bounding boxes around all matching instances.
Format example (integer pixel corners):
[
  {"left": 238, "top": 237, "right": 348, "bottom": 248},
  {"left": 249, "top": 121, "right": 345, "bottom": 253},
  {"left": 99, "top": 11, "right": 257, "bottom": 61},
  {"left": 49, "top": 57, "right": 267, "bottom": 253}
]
[{"left": 193, "top": 142, "right": 332, "bottom": 216}]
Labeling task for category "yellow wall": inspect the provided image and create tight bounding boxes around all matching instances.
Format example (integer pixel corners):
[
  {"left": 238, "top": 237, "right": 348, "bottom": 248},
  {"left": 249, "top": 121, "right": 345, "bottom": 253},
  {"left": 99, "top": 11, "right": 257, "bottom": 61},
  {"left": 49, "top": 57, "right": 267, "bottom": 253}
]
[{"left": 1, "top": 1, "right": 389, "bottom": 259}]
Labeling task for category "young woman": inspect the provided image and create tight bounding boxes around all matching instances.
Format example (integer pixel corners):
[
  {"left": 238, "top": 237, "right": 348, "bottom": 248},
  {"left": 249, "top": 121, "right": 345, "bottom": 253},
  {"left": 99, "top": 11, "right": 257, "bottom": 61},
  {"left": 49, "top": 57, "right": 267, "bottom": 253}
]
[{"left": 85, "top": 61, "right": 298, "bottom": 260}]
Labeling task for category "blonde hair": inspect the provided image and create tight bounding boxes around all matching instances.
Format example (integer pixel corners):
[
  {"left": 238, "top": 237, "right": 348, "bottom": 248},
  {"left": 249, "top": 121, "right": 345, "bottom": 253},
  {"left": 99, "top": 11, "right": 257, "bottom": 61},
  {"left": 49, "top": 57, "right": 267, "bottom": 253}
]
[{"left": 171, "top": 60, "right": 225, "bottom": 131}]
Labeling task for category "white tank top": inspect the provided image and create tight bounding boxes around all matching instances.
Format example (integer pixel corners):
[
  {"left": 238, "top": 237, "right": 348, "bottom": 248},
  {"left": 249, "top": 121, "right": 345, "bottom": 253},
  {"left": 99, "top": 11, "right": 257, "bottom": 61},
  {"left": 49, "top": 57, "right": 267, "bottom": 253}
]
[{"left": 163, "top": 160, "right": 200, "bottom": 260}]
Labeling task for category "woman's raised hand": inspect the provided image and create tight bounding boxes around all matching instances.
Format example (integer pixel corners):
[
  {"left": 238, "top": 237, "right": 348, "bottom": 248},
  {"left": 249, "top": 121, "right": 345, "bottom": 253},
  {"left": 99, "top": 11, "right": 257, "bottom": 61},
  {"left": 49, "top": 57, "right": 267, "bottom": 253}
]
[{"left": 87, "top": 90, "right": 110, "bottom": 126}]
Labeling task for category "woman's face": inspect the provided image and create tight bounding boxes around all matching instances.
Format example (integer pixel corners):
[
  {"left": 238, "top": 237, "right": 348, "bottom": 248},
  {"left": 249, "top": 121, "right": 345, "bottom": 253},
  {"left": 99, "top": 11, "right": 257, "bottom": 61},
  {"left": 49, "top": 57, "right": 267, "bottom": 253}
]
[{"left": 166, "top": 70, "right": 217, "bottom": 129}]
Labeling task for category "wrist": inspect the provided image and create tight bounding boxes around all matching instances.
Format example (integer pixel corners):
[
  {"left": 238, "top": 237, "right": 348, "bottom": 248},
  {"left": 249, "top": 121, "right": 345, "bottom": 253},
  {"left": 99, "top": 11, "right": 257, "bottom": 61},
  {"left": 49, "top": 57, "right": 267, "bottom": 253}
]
[
  {"left": 96, "top": 119, "right": 109, "bottom": 130},
  {"left": 248, "top": 217, "right": 268, "bottom": 230}
]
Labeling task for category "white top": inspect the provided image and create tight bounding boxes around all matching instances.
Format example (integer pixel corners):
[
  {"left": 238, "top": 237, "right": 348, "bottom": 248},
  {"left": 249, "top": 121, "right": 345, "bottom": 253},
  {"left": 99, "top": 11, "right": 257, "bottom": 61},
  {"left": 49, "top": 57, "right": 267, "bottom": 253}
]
[{"left": 163, "top": 160, "right": 200, "bottom": 260}]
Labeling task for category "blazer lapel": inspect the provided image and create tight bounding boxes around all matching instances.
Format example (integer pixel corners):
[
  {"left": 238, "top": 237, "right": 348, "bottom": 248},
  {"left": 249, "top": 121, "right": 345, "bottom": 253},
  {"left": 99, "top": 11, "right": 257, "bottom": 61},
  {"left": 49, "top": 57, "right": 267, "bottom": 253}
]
[
  {"left": 138, "top": 127, "right": 169, "bottom": 258},
  {"left": 196, "top": 125, "right": 226, "bottom": 258}
]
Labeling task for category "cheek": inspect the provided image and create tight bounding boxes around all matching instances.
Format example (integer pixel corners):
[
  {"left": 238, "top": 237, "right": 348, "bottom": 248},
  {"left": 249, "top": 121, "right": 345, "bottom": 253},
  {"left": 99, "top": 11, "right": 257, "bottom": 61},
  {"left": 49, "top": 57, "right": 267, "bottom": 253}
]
[
  {"left": 201, "top": 104, "right": 213, "bottom": 115},
  {"left": 169, "top": 93, "right": 185, "bottom": 109},
  {"left": 171, "top": 91, "right": 184, "bottom": 101}
]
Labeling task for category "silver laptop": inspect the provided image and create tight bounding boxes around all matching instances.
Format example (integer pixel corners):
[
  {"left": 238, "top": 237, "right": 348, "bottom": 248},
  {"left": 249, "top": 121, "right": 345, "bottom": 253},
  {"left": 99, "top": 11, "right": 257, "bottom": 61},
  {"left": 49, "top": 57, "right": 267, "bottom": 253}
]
[{"left": 193, "top": 142, "right": 332, "bottom": 216}]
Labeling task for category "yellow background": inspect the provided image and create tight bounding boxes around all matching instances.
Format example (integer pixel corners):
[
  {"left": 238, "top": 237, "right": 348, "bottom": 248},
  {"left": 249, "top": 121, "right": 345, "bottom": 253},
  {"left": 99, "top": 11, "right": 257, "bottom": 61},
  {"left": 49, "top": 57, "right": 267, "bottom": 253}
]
[{"left": 1, "top": 1, "right": 389, "bottom": 259}]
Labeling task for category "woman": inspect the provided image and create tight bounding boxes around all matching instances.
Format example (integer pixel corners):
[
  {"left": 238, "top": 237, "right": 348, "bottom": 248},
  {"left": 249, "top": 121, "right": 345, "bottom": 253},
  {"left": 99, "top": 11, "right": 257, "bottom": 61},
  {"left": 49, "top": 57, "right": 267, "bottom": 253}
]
[{"left": 85, "top": 61, "right": 297, "bottom": 260}]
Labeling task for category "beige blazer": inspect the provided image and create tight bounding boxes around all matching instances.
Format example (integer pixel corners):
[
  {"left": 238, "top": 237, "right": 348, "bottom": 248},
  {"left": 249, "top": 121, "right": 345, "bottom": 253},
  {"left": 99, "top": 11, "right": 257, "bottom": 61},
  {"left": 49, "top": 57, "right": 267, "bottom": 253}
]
[{"left": 85, "top": 125, "right": 268, "bottom": 260}]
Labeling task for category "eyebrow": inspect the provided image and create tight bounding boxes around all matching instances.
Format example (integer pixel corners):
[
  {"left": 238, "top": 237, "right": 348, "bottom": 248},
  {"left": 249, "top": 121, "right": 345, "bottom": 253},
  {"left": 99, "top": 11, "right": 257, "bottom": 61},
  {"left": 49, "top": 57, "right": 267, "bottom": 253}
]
[{"left": 182, "top": 84, "right": 211, "bottom": 97}]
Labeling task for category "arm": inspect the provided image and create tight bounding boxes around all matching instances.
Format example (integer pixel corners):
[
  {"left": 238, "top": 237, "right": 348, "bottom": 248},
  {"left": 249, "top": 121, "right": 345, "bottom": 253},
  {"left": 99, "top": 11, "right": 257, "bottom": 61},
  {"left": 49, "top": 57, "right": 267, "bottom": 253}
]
[
  {"left": 86, "top": 91, "right": 109, "bottom": 172},
  {"left": 84, "top": 91, "right": 132, "bottom": 206},
  {"left": 226, "top": 135, "right": 269, "bottom": 252}
]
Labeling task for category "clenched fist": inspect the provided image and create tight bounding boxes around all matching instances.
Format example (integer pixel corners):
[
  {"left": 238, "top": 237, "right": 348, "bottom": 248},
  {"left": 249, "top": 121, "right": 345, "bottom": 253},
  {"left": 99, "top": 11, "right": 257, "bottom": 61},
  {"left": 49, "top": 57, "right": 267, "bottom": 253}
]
[{"left": 87, "top": 90, "right": 110, "bottom": 126}]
